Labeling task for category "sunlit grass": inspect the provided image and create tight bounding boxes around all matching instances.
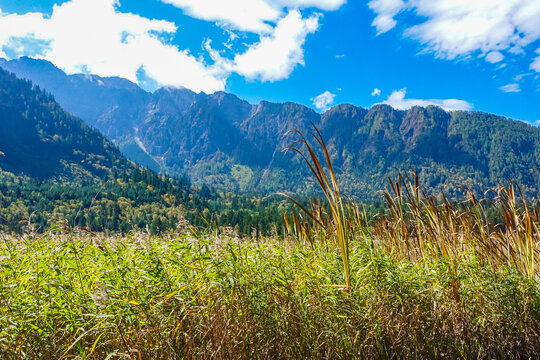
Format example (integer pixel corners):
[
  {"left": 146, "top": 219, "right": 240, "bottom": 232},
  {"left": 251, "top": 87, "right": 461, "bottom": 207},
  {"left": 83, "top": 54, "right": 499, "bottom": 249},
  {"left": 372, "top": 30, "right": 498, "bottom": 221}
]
[
  {"left": 0, "top": 228, "right": 538, "bottom": 359},
  {"left": 283, "top": 126, "right": 539, "bottom": 285},
  {"left": 0, "top": 126, "right": 538, "bottom": 359}
]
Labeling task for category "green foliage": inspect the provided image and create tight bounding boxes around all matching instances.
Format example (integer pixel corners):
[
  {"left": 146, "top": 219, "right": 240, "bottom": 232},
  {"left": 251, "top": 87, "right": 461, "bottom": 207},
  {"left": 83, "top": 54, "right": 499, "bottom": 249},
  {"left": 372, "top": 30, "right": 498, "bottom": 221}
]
[
  {"left": 0, "top": 232, "right": 537, "bottom": 359},
  {"left": 0, "top": 168, "right": 293, "bottom": 237},
  {"left": 0, "top": 67, "right": 130, "bottom": 180}
]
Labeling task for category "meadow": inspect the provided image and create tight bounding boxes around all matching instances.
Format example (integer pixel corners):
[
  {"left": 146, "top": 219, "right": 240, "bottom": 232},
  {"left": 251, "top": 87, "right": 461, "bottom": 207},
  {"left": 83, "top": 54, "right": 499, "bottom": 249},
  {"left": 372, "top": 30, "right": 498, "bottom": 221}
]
[{"left": 0, "top": 129, "right": 538, "bottom": 359}]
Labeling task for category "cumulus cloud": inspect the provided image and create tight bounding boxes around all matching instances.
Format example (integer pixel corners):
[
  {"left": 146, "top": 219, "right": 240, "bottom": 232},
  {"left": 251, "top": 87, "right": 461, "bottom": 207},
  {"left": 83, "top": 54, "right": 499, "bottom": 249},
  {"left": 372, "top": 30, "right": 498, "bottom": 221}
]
[
  {"left": 368, "top": 0, "right": 540, "bottom": 71},
  {"left": 0, "top": 0, "right": 341, "bottom": 93},
  {"left": 382, "top": 88, "right": 473, "bottom": 111},
  {"left": 216, "top": 10, "right": 319, "bottom": 81},
  {"left": 499, "top": 83, "right": 521, "bottom": 93},
  {"left": 0, "top": 0, "right": 226, "bottom": 93},
  {"left": 486, "top": 51, "right": 504, "bottom": 64},
  {"left": 167, "top": 1, "right": 335, "bottom": 83},
  {"left": 0, "top": 0, "right": 342, "bottom": 92},
  {"left": 368, "top": 0, "right": 406, "bottom": 35},
  {"left": 162, "top": 0, "right": 345, "bottom": 33},
  {"left": 312, "top": 90, "right": 336, "bottom": 111},
  {"left": 371, "top": 88, "right": 381, "bottom": 96}
]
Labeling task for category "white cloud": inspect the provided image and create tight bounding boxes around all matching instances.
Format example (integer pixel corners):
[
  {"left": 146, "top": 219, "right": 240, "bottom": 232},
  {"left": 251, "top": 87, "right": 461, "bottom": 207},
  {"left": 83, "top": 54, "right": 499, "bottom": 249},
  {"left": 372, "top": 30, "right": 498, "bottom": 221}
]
[
  {"left": 278, "top": 0, "right": 346, "bottom": 11},
  {"left": 382, "top": 88, "right": 473, "bottom": 111},
  {"left": 534, "top": 119, "right": 540, "bottom": 126},
  {"left": 368, "top": 0, "right": 406, "bottom": 35},
  {"left": 226, "top": 10, "right": 320, "bottom": 81},
  {"left": 312, "top": 90, "right": 336, "bottom": 111},
  {"left": 513, "top": 72, "right": 533, "bottom": 82},
  {"left": 486, "top": 51, "right": 504, "bottom": 64},
  {"left": 162, "top": 0, "right": 345, "bottom": 33},
  {"left": 499, "top": 83, "right": 521, "bottom": 93},
  {"left": 0, "top": 0, "right": 340, "bottom": 93},
  {"left": 0, "top": 0, "right": 226, "bottom": 93},
  {"left": 371, "top": 88, "right": 381, "bottom": 96},
  {"left": 161, "top": 0, "right": 280, "bottom": 33},
  {"left": 368, "top": 0, "right": 540, "bottom": 70},
  {"left": 531, "top": 48, "right": 540, "bottom": 72},
  {"left": 335, "top": 54, "right": 345, "bottom": 58}
]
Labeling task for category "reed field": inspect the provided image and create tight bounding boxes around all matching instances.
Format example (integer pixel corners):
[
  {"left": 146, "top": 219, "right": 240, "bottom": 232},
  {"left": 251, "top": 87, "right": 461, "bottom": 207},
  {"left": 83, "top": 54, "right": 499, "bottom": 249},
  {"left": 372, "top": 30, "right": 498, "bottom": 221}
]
[{"left": 0, "top": 128, "right": 538, "bottom": 359}]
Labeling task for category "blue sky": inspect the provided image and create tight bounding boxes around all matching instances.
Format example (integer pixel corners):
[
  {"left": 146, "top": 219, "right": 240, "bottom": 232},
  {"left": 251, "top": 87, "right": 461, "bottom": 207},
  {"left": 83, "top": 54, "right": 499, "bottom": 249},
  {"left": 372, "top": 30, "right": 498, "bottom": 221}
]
[{"left": 0, "top": 0, "right": 539, "bottom": 124}]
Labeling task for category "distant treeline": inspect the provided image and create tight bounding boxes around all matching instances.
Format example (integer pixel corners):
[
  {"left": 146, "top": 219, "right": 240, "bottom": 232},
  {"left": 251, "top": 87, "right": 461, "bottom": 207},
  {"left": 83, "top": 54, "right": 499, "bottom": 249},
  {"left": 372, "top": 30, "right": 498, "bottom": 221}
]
[{"left": 0, "top": 167, "right": 294, "bottom": 236}]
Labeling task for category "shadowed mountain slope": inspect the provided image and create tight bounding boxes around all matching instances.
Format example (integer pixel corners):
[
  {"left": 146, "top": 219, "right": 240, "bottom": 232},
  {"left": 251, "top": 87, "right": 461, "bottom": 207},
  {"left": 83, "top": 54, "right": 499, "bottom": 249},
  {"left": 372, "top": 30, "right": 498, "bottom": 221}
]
[{"left": 0, "top": 66, "right": 131, "bottom": 180}]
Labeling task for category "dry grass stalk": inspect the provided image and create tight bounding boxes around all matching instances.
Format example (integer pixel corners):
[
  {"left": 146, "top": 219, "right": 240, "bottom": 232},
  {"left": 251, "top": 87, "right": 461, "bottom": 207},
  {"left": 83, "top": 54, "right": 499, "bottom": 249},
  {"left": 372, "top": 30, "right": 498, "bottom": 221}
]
[
  {"left": 280, "top": 125, "right": 351, "bottom": 288},
  {"left": 281, "top": 125, "right": 539, "bottom": 280}
]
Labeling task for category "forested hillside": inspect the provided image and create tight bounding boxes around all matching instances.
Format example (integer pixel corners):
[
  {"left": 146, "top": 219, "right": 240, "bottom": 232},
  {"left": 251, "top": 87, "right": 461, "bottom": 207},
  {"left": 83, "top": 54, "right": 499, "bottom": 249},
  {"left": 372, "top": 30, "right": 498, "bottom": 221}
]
[
  {"left": 2, "top": 57, "right": 539, "bottom": 199},
  {"left": 0, "top": 168, "right": 288, "bottom": 235},
  {"left": 0, "top": 67, "right": 130, "bottom": 180},
  {"left": 0, "top": 66, "right": 289, "bottom": 234}
]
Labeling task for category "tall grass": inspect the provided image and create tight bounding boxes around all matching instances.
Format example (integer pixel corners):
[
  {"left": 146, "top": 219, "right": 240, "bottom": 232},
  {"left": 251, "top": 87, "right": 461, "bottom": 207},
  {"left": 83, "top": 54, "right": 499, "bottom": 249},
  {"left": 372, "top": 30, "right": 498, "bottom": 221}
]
[
  {"left": 0, "top": 230, "right": 538, "bottom": 359},
  {"left": 280, "top": 126, "right": 351, "bottom": 288},
  {"left": 282, "top": 126, "right": 539, "bottom": 283},
  {"left": 375, "top": 173, "right": 539, "bottom": 278},
  {"left": 0, "top": 126, "right": 538, "bottom": 358}
]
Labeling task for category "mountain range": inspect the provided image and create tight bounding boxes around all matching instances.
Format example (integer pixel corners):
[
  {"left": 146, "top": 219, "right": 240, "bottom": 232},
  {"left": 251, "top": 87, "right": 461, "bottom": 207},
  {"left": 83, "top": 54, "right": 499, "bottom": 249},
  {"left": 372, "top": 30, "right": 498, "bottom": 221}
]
[{"left": 1, "top": 57, "right": 539, "bottom": 199}]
